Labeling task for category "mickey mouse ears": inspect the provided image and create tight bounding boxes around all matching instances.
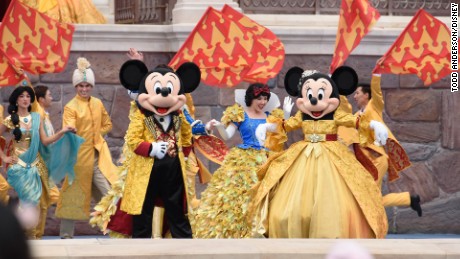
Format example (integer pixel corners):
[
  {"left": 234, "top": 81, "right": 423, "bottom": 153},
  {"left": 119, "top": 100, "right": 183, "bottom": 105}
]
[{"left": 119, "top": 60, "right": 148, "bottom": 91}]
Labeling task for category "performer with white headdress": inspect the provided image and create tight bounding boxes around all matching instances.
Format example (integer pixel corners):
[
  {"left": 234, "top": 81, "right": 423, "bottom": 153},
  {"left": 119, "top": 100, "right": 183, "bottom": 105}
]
[
  {"left": 56, "top": 57, "right": 118, "bottom": 239},
  {"left": 193, "top": 83, "right": 293, "bottom": 238}
]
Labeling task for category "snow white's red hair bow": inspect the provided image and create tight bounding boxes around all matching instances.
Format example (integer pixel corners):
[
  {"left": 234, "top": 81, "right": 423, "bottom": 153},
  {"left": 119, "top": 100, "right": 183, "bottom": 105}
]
[{"left": 253, "top": 84, "right": 270, "bottom": 96}]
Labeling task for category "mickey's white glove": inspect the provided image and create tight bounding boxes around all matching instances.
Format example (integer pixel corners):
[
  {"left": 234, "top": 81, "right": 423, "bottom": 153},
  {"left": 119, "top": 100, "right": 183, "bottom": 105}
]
[
  {"left": 283, "top": 96, "right": 294, "bottom": 120},
  {"left": 150, "top": 141, "right": 168, "bottom": 159},
  {"left": 370, "top": 120, "right": 388, "bottom": 146},
  {"left": 255, "top": 123, "right": 277, "bottom": 146}
]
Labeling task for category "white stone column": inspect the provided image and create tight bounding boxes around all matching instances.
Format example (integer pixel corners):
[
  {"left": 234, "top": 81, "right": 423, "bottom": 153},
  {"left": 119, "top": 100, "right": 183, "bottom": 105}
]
[
  {"left": 92, "top": 0, "right": 114, "bottom": 23},
  {"left": 172, "top": 0, "right": 241, "bottom": 24}
]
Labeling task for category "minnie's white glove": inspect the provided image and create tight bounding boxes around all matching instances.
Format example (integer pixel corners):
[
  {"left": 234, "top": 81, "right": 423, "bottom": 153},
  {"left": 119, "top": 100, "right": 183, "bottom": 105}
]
[
  {"left": 283, "top": 96, "right": 294, "bottom": 120},
  {"left": 370, "top": 120, "right": 388, "bottom": 146},
  {"left": 150, "top": 141, "right": 168, "bottom": 159}
]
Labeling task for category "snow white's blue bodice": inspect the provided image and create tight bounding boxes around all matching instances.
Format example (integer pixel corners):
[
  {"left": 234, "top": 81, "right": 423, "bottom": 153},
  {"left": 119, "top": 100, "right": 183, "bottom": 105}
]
[{"left": 234, "top": 112, "right": 268, "bottom": 150}]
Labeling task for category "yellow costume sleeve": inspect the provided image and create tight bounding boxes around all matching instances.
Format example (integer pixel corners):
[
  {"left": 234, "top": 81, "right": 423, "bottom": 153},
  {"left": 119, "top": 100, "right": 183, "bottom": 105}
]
[
  {"left": 284, "top": 111, "right": 303, "bottom": 132},
  {"left": 369, "top": 75, "right": 384, "bottom": 116},
  {"left": 338, "top": 95, "right": 353, "bottom": 114},
  {"left": 100, "top": 103, "right": 113, "bottom": 136},
  {"left": 265, "top": 108, "right": 286, "bottom": 152},
  {"left": 126, "top": 109, "right": 147, "bottom": 151},
  {"left": 3, "top": 116, "right": 14, "bottom": 130},
  {"left": 337, "top": 96, "right": 359, "bottom": 146},
  {"left": 179, "top": 112, "right": 192, "bottom": 148},
  {"left": 221, "top": 104, "right": 245, "bottom": 127},
  {"left": 185, "top": 93, "right": 196, "bottom": 118},
  {"left": 264, "top": 111, "right": 302, "bottom": 152},
  {"left": 62, "top": 106, "right": 77, "bottom": 128},
  {"left": 334, "top": 108, "right": 357, "bottom": 128},
  {"left": 334, "top": 108, "right": 370, "bottom": 145}
]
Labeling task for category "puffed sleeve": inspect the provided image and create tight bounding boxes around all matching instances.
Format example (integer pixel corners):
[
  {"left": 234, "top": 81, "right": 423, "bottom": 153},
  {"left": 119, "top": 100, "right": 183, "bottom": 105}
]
[
  {"left": 2, "top": 116, "right": 14, "bottom": 130},
  {"left": 265, "top": 108, "right": 286, "bottom": 152},
  {"left": 221, "top": 104, "right": 245, "bottom": 127}
]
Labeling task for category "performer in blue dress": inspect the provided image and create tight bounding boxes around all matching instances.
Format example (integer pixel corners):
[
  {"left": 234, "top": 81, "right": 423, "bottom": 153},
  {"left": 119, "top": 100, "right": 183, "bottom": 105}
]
[{"left": 193, "top": 83, "right": 289, "bottom": 238}]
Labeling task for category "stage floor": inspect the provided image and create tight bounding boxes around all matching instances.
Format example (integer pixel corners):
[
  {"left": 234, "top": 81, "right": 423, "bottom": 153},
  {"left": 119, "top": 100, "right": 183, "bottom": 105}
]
[{"left": 31, "top": 236, "right": 460, "bottom": 259}]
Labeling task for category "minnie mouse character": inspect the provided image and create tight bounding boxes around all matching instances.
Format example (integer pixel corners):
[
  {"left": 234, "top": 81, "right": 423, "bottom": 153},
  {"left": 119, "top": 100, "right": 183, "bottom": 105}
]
[
  {"left": 116, "top": 60, "right": 201, "bottom": 238},
  {"left": 250, "top": 66, "right": 389, "bottom": 239}
]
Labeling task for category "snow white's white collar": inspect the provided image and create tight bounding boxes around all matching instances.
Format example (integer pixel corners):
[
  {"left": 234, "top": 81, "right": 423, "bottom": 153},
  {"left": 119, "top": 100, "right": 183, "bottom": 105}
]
[{"left": 234, "top": 89, "right": 280, "bottom": 113}]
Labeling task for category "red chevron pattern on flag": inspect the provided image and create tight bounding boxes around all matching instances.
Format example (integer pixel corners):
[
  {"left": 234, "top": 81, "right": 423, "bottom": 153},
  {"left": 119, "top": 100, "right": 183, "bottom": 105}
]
[
  {"left": 0, "top": 0, "right": 74, "bottom": 86},
  {"left": 373, "top": 9, "right": 451, "bottom": 86},
  {"left": 221, "top": 5, "right": 285, "bottom": 84},
  {"left": 169, "top": 6, "right": 284, "bottom": 87},
  {"left": 330, "top": 0, "right": 380, "bottom": 73}
]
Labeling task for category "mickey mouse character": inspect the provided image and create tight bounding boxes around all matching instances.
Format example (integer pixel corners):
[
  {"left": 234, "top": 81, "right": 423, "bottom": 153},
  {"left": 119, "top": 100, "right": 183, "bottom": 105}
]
[
  {"left": 249, "top": 66, "right": 389, "bottom": 239},
  {"left": 117, "top": 60, "right": 201, "bottom": 238}
]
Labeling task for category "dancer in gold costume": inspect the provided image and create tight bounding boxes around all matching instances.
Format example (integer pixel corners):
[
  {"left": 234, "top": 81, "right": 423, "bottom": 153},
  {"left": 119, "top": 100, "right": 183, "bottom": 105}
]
[{"left": 338, "top": 70, "right": 421, "bottom": 216}]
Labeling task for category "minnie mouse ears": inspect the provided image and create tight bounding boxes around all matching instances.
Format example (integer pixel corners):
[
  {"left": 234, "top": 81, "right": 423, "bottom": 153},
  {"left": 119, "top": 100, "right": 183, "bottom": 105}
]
[
  {"left": 331, "top": 66, "right": 358, "bottom": 96},
  {"left": 284, "top": 65, "right": 358, "bottom": 97},
  {"left": 119, "top": 60, "right": 148, "bottom": 92},
  {"left": 284, "top": 66, "right": 304, "bottom": 97}
]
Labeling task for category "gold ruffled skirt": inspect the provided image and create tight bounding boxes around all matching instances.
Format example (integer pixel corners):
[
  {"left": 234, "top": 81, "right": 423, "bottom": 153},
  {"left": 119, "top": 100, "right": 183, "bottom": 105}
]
[{"left": 193, "top": 147, "right": 268, "bottom": 238}]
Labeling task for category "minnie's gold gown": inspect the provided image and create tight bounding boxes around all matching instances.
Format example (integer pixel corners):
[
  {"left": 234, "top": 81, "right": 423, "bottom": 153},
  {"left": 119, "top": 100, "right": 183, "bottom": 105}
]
[
  {"left": 20, "top": 0, "right": 106, "bottom": 24},
  {"left": 250, "top": 110, "right": 388, "bottom": 239}
]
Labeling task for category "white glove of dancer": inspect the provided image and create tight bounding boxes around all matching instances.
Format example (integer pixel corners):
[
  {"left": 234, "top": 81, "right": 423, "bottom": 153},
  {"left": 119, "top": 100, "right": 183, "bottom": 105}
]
[
  {"left": 370, "top": 120, "right": 388, "bottom": 146},
  {"left": 149, "top": 141, "right": 168, "bottom": 159},
  {"left": 283, "top": 96, "right": 294, "bottom": 120},
  {"left": 255, "top": 123, "right": 277, "bottom": 146}
]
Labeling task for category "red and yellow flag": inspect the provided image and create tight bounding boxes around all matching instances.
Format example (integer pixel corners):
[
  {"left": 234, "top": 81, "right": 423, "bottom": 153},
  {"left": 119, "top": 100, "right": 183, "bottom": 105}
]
[
  {"left": 169, "top": 7, "right": 255, "bottom": 87},
  {"left": 373, "top": 9, "right": 451, "bottom": 86},
  {"left": 221, "top": 4, "right": 285, "bottom": 84},
  {"left": 330, "top": 0, "right": 380, "bottom": 73},
  {"left": 0, "top": 0, "right": 74, "bottom": 86},
  {"left": 169, "top": 6, "right": 284, "bottom": 87}
]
